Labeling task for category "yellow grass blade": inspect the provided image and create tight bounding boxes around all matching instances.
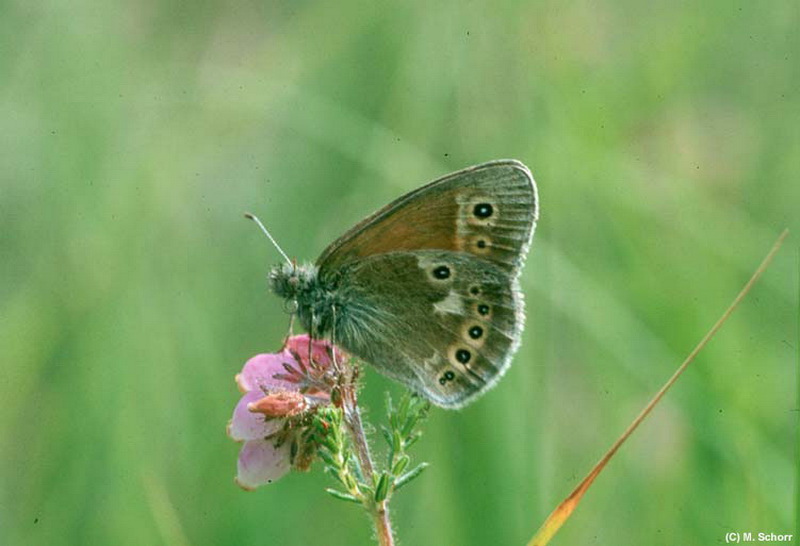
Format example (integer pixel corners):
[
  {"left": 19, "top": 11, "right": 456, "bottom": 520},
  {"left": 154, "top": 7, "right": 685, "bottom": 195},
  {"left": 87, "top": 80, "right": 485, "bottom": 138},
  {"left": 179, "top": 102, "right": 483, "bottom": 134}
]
[{"left": 528, "top": 228, "right": 789, "bottom": 546}]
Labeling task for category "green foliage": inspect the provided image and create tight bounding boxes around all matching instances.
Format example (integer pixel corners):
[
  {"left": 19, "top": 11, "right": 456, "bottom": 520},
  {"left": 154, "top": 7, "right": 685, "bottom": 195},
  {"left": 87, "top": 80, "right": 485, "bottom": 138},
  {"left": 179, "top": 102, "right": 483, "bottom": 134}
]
[
  {"left": 315, "top": 392, "right": 429, "bottom": 512},
  {"left": 382, "top": 393, "right": 430, "bottom": 494},
  {"left": 315, "top": 407, "right": 367, "bottom": 503},
  {"left": 0, "top": 1, "right": 796, "bottom": 545}
]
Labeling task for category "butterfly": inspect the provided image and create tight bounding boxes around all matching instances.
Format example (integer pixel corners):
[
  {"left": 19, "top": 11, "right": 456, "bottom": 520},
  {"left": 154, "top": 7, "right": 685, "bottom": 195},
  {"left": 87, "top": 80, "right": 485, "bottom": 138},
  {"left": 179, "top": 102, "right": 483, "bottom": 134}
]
[{"left": 264, "top": 159, "right": 538, "bottom": 408}]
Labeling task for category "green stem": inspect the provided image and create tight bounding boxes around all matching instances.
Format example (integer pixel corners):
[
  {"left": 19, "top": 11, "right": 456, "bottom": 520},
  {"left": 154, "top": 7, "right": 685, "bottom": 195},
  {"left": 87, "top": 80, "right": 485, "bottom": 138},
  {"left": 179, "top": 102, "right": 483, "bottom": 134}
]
[{"left": 341, "top": 381, "right": 395, "bottom": 546}]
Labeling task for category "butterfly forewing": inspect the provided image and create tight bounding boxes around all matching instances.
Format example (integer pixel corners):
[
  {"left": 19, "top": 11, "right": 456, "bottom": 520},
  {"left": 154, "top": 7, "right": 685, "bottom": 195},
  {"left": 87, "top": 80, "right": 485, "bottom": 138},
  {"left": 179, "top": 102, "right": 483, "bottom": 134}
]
[
  {"left": 312, "top": 160, "right": 538, "bottom": 407},
  {"left": 317, "top": 160, "right": 538, "bottom": 273}
]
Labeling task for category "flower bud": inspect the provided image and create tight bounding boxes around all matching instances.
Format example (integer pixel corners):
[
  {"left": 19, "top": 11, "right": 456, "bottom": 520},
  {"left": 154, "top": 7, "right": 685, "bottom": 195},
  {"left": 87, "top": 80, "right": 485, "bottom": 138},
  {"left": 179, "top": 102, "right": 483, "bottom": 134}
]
[{"left": 248, "top": 391, "right": 308, "bottom": 418}]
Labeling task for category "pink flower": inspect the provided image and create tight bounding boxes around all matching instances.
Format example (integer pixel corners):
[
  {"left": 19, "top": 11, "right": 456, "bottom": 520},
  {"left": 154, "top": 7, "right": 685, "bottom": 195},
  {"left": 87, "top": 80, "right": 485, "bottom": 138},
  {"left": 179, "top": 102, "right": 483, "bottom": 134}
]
[{"left": 227, "top": 334, "right": 340, "bottom": 490}]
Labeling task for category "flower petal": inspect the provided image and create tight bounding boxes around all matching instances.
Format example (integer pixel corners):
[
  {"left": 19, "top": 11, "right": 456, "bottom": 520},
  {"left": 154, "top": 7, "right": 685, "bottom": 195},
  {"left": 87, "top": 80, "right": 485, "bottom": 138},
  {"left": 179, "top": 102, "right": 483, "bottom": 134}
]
[
  {"left": 284, "top": 334, "right": 343, "bottom": 370},
  {"left": 237, "top": 353, "right": 299, "bottom": 393},
  {"left": 228, "top": 390, "right": 283, "bottom": 441},
  {"left": 236, "top": 438, "right": 292, "bottom": 489}
]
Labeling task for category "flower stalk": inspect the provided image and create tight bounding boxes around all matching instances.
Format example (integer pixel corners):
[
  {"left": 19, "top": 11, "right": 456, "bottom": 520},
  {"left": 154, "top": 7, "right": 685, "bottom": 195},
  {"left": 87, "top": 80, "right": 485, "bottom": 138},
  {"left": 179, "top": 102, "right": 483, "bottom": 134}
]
[{"left": 339, "top": 377, "right": 395, "bottom": 546}]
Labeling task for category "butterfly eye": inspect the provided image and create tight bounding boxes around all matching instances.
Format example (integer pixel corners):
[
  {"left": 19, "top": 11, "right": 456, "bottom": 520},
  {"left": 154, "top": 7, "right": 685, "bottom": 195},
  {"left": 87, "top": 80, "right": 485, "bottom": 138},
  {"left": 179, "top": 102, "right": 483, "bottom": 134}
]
[
  {"left": 469, "top": 285, "right": 481, "bottom": 296},
  {"left": 455, "top": 348, "right": 472, "bottom": 364},
  {"left": 282, "top": 299, "right": 299, "bottom": 314},
  {"left": 468, "top": 325, "right": 484, "bottom": 339},
  {"left": 476, "top": 303, "right": 491, "bottom": 317}
]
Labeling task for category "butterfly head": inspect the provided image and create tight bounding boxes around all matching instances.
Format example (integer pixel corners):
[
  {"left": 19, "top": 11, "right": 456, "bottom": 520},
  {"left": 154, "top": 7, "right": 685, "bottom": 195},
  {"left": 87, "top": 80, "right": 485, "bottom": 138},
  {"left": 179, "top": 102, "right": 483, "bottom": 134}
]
[
  {"left": 268, "top": 262, "right": 319, "bottom": 302},
  {"left": 244, "top": 212, "right": 321, "bottom": 303}
]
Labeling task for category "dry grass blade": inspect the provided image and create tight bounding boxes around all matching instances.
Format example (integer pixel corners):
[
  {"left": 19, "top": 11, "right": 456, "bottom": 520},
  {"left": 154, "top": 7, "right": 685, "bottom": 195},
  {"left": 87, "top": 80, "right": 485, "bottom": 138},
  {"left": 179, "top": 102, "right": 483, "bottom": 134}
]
[{"left": 527, "top": 228, "right": 789, "bottom": 546}]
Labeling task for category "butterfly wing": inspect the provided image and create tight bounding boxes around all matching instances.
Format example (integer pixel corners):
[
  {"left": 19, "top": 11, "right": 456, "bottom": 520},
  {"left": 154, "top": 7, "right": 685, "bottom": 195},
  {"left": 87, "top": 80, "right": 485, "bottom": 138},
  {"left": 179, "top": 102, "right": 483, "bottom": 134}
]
[
  {"left": 328, "top": 250, "right": 527, "bottom": 407},
  {"left": 317, "top": 160, "right": 538, "bottom": 273},
  {"left": 316, "top": 160, "right": 538, "bottom": 407}
]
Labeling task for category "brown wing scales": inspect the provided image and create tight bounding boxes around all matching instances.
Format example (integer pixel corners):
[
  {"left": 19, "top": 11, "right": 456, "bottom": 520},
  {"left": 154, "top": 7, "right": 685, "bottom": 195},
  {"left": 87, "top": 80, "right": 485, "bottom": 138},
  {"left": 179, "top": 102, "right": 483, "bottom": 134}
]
[{"left": 317, "top": 160, "right": 537, "bottom": 273}]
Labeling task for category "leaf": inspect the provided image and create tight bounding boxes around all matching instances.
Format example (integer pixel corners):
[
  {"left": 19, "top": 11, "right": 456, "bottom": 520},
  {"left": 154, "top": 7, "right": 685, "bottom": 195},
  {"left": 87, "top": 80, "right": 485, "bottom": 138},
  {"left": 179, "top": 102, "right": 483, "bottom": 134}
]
[
  {"left": 393, "top": 463, "right": 428, "bottom": 492},
  {"left": 325, "top": 488, "right": 362, "bottom": 504},
  {"left": 374, "top": 472, "right": 392, "bottom": 502},
  {"left": 392, "top": 454, "right": 410, "bottom": 476},
  {"left": 349, "top": 453, "right": 365, "bottom": 484},
  {"left": 317, "top": 446, "right": 336, "bottom": 468}
]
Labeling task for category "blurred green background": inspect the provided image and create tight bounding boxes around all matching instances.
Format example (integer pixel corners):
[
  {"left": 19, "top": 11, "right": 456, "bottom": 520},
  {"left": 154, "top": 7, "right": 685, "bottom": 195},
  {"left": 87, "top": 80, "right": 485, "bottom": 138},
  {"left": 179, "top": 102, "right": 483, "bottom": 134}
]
[{"left": 1, "top": 0, "right": 797, "bottom": 544}]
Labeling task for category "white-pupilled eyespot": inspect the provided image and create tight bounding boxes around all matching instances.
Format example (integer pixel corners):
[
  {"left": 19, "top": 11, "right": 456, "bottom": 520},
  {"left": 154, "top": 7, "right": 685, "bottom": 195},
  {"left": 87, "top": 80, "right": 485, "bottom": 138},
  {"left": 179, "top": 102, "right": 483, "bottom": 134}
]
[
  {"left": 463, "top": 196, "right": 498, "bottom": 227},
  {"left": 461, "top": 322, "right": 487, "bottom": 349}
]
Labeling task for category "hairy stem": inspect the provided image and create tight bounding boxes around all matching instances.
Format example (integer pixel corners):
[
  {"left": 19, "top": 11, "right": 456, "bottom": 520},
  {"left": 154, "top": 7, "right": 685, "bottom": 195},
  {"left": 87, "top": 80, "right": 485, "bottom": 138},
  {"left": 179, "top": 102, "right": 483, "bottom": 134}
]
[{"left": 341, "top": 380, "right": 395, "bottom": 546}]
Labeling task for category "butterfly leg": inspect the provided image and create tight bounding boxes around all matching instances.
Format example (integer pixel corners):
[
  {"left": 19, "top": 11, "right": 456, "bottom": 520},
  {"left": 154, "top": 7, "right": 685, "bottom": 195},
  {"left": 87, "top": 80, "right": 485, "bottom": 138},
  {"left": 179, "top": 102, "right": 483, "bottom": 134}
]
[
  {"left": 330, "top": 304, "right": 342, "bottom": 373},
  {"left": 281, "top": 313, "right": 296, "bottom": 349},
  {"left": 308, "top": 308, "right": 315, "bottom": 365},
  {"left": 281, "top": 298, "right": 299, "bottom": 349}
]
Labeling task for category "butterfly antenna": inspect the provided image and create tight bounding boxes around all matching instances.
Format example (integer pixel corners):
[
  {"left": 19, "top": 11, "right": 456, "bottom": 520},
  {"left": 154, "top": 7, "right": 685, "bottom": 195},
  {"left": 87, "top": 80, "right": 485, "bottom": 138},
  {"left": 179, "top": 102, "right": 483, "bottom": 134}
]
[{"left": 244, "top": 212, "right": 292, "bottom": 266}]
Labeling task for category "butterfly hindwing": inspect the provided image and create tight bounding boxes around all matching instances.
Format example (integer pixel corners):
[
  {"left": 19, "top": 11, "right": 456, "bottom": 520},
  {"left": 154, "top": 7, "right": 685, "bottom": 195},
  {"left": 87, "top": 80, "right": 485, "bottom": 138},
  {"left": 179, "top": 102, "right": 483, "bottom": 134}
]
[{"left": 325, "top": 251, "right": 524, "bottom": 407}]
